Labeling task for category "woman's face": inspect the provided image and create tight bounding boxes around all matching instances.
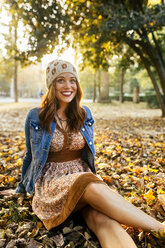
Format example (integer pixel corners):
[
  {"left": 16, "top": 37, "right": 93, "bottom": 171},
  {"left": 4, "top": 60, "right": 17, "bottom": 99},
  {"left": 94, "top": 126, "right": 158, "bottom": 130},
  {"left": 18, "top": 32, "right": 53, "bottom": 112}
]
[{"left": 55, "top": 72, "right": 77, "bottom": 106}]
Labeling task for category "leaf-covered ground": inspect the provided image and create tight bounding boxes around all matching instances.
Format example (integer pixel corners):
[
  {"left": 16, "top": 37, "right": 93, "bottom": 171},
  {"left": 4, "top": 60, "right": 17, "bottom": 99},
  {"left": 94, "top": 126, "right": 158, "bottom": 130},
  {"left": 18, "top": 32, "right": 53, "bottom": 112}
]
[{"left": 0, "top": 102, "right": 165, "bottom": 248}]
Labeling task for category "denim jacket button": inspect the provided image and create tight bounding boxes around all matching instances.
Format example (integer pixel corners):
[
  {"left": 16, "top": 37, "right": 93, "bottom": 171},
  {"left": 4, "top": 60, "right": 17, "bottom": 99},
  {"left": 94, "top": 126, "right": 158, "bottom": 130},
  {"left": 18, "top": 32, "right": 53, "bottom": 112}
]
[
  {"left": 89, "top": 141, "right": 92, "bottom": 145},
  {"left": 35, "top": 126, "right": 38, "bottom": 130},
  {"left": 88, "top": 122, "right": 91, "bottom": 126},
  {"left": 82, "top": 128, "right": 85, "bottom": 131}
]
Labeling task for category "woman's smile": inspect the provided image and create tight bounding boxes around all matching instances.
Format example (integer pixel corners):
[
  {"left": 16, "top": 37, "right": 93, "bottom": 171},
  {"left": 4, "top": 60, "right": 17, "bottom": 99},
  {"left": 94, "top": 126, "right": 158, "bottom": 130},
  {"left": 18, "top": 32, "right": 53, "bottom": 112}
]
[
  {"left": 55, "top": 72, "right": 77, "bottom": 106},
  {"left": 60, "top": 91, "right": 73, "bottom": 97}
]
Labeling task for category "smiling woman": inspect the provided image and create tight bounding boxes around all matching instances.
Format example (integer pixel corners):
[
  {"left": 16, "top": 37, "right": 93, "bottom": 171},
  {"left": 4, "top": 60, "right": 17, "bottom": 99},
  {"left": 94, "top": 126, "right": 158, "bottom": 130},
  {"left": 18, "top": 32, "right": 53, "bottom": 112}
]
[
  {"left": 12, "top": 59, "right": 165, "bottom": 248},
  {"left": 15, "top": 59, "right": 104, "bottom": 230}
]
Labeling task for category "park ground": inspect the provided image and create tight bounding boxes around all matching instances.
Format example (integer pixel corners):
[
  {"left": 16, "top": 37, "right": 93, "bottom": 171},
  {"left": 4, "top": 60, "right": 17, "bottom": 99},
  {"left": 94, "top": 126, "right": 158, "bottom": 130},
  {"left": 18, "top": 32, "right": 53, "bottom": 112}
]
[{"left": 0, "top": 101, "right": 165, "bottom": 248}]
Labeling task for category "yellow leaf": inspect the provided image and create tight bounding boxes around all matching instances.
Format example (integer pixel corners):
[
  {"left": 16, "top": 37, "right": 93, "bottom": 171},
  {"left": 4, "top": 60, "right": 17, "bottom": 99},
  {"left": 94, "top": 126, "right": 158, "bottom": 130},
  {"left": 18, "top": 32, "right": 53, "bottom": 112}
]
[
  {"left": 16, "top": 158, "right": 22, "bottom": 166},
  {"left": 36, "top": 221, "right": 43, "bottom": 229},
  {"left": 19, "top": 132, "right": 25, "bottom": 137},
  {"left": 134, "top": 168, "right": 143, "bottom": 175},
  {"left": 155, "top": 142, "right": 162, "bottom": 147},
  {"left": 157, "top": 158, "right": 165, "bottom": 163},
  {"left": 149, "top": 168, "right": 159, "bottom": 172},
  {"left": 144, "top": 176, "right": 149, "bottom": 181},
  {"left": 95, "top": 143, "right": 102, "bottom": 148},
  {"left": 105, "top": 147, "right": 112, "bottom": 154},
  {"left": 0, "top": 146, "right": 5, "bottom": 150},
  {"left": 102, "top": 175, "right": 112, "bottom": 183},
  {"left": 101, "top": 149, "right": 106, "bottom": 153},
  {"left": 125, "top": 157, "right": 131, "bottom": 162},
  {"left": 134, "top": 159, "right": 140, "bottom": 164},
  {"left": 116, "top": 145, "right": 122, "bottom": 150},
  {"left": 149, "top": 21, "right": 154, "bottom": 26},
  {"left": 19, "top": 144, "right": 25, "bottom": 150},
  {"left": 30, "top": 222, "right": 43, "bottom": 237},
  {"left": 146, "top": 183, "right": 154, "bottom": 188},
  {"left": 14, "top": 147, "right": 19, "bottom": 152},
  {"left": 98, "top": 163, "right": 109, "bottom": 169},
  {"left": 5, "top": 157, "right": 11, "bottom": 162},
  {"left": 157, "top": 188, "right": 165, "bottom": 194},
  {"left": 8, "top": 150, "right": 13, "bottom": 154},
  {"left": 101, "top": 134, "right": 107, "bottom": 138},
  {"left": 8, "top": 177, "right": 16, "bottom": 183},
  {"left": 143, "top": 189, "right": 155, "bottom": 200}
]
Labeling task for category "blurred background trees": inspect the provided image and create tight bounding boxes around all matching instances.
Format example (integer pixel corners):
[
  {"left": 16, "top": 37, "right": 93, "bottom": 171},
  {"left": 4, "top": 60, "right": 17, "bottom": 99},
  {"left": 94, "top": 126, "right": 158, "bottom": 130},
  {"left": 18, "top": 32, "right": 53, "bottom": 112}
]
[
  {"left": 65, "top": 0, "right": 165, "bottom": 115},
  {"left": 0, "top": 0, "right": 165, "bottom": 115}
]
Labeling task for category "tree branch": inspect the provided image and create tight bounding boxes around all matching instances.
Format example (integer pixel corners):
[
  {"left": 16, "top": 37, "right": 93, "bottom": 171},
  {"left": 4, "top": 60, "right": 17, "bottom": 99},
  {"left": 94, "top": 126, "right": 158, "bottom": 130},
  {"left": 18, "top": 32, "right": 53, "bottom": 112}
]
[{"left": 151, "top": 31, "right": 165, "bottom": 67}]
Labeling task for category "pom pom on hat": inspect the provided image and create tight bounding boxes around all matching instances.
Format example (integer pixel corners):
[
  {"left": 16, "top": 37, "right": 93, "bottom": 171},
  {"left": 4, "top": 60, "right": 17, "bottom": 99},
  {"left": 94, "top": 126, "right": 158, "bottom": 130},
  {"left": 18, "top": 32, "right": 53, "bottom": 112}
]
[{"left": 46, "top": 59, "right": 79, "bottom": 89}]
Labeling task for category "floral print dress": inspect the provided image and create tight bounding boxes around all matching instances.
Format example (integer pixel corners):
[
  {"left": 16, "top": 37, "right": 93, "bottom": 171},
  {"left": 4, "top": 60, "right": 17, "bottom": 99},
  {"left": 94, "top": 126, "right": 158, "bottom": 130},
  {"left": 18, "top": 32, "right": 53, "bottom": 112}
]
[{"left": 32, "top": 125, "right": 104, "bottom": 230}]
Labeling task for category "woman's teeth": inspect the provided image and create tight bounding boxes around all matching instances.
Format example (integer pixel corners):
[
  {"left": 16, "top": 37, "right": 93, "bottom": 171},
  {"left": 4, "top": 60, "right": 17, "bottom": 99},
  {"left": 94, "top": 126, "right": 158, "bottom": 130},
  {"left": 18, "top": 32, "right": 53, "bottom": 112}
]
[{"left": 61, "top": 92, "right": 72, "bottom": 96}]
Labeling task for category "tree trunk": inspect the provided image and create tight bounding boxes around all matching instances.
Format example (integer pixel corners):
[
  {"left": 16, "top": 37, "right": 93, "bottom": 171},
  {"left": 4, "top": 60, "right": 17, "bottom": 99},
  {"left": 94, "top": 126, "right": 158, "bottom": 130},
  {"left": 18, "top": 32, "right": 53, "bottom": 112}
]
[
  {"left": 120, "top": 68, "right": 125, "bottom": 103},
  {"left": 126, "top": 38, "right": 165, "bottom": 116},
  {"left": 14, "top": 60, "right": 18, "bottom": 102},
  {"left": 136, "top": 38, "right": 165, "bottom": 96},
  {"left": 99, "top": 70, "right": 111, "bottom": 102},
  {"left": 133, "top": 86, "right": 140, "bottom": 103},
  {"left": 147, "top": 47, "right": 165, "bottom": 95},
  {"left": 93, "top": 72, "right": 97, "bottom": 103},
  {"left": 146, "top": 66, "right": 165, "bottom": 116},
  {"left": 97, "top": 69, "right": 101, "bottom": 100},
  {"left": 13, "top": 15, "right": 18, "bottom": 103}
]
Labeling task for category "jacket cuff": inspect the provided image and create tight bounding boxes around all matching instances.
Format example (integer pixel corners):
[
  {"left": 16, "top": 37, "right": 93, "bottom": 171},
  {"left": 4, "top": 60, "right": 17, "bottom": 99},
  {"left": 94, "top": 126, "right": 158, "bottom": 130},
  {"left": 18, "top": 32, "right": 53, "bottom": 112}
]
[{"left": 15, "top": 182, "right": 26, "bottom": 194}]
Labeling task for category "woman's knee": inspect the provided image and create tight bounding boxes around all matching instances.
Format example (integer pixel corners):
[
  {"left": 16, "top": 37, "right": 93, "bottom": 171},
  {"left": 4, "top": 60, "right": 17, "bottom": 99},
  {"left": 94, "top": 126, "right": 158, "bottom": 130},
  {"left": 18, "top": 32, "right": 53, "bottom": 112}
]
[
  {"left": 83, "top": 182, "right": 105, "bottom": 200},
  {"left": 82, "top": 206, "right": 111, "bottom": 230}
]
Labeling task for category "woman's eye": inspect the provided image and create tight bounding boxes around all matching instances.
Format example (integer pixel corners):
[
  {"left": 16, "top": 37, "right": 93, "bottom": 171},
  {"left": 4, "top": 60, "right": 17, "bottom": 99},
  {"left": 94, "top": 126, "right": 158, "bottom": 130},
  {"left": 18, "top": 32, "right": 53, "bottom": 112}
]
[
  {"left": 57, "top": 79, "right": 64, "bottom": 83},
  {"left": 71, "top": 79, "right": 76, "bottom": 83}
]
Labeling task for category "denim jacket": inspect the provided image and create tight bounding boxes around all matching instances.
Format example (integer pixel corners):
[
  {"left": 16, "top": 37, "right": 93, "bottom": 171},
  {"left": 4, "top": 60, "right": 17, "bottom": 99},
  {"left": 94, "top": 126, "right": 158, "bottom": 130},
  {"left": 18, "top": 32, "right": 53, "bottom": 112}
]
[{"left": 16, "top": 105, "right": 96, "bottom": 195}]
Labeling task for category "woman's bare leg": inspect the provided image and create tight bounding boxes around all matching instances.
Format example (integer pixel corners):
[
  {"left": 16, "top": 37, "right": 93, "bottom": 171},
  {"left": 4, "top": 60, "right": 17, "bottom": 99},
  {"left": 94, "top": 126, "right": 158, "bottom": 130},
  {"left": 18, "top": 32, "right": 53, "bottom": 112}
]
[
  {"left": 81, "top": 206, "right": 137, "bottom": 248},
  {"left": 80, "top": 183, "right": 165, "bottom": 231}
]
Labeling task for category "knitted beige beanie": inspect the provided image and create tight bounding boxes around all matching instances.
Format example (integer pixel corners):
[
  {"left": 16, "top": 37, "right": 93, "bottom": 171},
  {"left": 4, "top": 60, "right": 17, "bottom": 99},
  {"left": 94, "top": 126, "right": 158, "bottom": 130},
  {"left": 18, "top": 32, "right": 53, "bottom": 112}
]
[{"left": 46, "top": 59, "right": 79, "bottom": 89}]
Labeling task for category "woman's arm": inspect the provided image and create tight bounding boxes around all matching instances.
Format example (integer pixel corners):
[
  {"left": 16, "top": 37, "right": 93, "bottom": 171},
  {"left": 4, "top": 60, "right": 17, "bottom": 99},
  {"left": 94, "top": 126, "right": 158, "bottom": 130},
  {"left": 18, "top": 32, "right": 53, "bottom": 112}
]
[{"left": 15, "top": 111, "right": 32, "bottom": 193}]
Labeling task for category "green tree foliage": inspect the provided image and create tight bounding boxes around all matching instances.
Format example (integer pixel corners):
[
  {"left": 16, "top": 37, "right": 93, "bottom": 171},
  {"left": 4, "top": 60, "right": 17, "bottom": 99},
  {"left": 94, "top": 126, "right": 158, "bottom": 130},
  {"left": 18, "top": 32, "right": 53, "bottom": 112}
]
[
  {"left": 4, "top": 0, "right": 165, "bottom": 114},
  {"left": 65, "top": 0, "right": 165, "bottom": 115},
  {"left": 4, "top": 0, "right": 70, "bottom": 64}
]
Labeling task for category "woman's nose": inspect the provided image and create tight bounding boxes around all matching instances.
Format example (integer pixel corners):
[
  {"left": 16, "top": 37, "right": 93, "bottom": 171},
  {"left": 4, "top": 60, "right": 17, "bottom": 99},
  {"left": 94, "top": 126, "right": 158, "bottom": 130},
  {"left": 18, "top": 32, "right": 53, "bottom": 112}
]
[{"left": 64, "top": 80, "right": 71, "bottom": 88}]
